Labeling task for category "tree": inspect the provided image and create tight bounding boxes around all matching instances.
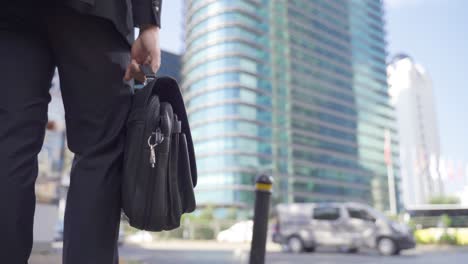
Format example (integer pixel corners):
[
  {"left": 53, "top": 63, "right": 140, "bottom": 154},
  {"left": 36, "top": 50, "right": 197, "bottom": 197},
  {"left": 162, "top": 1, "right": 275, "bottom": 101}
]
[
  {"left": 429, "top": 196, "right": 460, "bottom": 205},
  {"left": 225, "top": 208, "right": 238, "bottom": 221}
]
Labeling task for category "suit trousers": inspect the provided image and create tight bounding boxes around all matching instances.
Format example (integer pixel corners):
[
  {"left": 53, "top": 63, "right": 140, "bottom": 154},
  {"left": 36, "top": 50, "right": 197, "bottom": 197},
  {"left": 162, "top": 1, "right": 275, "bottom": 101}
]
[{"left": 0, "top": 6, "right": 132, "bottom": 264}]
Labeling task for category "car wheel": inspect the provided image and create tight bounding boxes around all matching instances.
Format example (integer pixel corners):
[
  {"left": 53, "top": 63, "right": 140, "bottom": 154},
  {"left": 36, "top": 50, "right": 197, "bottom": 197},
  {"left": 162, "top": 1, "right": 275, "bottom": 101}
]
[
  {"left": 288, "top": 236, "right": 304, "bottom": 254},
  {"left": 378, "top": 237, "right": 397, "bottom": 256}
]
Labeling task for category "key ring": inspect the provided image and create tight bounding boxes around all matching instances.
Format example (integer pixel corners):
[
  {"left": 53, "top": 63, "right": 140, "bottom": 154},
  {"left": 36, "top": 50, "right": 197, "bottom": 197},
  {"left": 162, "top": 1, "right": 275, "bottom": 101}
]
[{"left": 147, "top": 130, "right": 164, "bottom": 148}]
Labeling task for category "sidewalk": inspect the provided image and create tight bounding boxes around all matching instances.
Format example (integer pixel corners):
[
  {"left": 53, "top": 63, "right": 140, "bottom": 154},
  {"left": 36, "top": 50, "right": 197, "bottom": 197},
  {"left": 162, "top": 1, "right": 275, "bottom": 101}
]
[
  {"left": 30, "top": 254, "right": 133, "bottom": 264},
  {"left": 30, "top": 254, "right": 61, "bottom": 264},
  {"left": 29, "top": 241, "right": 277, "bottom": 263},
  {"left": 132, "top": 240, "right": 281, "bottom": 252},
  {"left": 30, "top": 246, "right": 134, "bottom": 264}
]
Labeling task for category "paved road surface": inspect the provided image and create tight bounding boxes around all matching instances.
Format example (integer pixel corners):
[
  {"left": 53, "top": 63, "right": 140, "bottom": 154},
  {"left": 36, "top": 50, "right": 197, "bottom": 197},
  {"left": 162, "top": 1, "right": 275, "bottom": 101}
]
[
  {"left": 119, "top": 243, "right": 468, "bottom": 264},
  {"left": 31, "top": 242, "right": 468, "bottom": 264}
]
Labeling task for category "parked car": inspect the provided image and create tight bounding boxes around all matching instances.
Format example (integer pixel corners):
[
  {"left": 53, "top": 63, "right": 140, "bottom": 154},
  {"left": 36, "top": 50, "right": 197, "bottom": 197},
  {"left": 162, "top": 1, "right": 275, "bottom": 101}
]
[
  {"left": 217, "top": 220, "right": 253, "bottom": 243},
  {"left": 272, "top": 202, "right": 415, "bottom": 255},
  {"left": 126, "top": 230, "right": 153, "bottom": 244}
]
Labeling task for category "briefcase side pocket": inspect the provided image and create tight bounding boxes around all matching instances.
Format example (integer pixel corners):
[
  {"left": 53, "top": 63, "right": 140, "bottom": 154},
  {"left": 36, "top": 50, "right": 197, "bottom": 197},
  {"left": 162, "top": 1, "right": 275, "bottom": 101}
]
[
  {"left": 179, "top": 133, "right": 196, "bottom": 213},
  {"left": 165, "top": 129, "right": 182, "bottom": 230}
]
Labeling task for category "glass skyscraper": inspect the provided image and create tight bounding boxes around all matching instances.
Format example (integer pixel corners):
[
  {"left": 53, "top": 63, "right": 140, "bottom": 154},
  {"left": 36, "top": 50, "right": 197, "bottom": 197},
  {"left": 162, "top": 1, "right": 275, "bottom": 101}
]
[
  {"left": 158, "top": 50, "right": 182, "bottom": 83},
  {"left": 183, "top": 0, "right": 400, "bottom": 213}
]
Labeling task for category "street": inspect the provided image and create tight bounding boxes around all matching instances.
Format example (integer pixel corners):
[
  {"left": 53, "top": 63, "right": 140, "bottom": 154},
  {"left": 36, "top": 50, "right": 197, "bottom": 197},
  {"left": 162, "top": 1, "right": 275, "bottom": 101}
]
[
  {"left": 30, "top": 241, "right": 468, "bottom": 264},
  {"left": 117, "top": 242, "right": 467, "bottom": 264}
]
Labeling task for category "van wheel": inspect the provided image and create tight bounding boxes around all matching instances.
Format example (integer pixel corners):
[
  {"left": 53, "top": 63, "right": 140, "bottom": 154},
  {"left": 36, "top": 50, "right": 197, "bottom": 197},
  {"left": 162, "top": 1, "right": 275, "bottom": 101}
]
[
  {"left": 287, "top": 236, "right": 304, "bottom": 253},
  {"left": 377, "top": 237, "right": 397, "bottom": 256}
]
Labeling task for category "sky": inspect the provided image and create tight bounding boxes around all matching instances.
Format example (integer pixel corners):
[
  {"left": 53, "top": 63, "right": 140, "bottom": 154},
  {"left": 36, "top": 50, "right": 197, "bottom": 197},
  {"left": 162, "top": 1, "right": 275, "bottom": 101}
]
[
  {"left": 159, "top": 0, "right": 185, "bottom": 54},
  {"left": 159, "top": 0, "right": 468, "bottom": 161},
  {"left": 385, "top": 0, "right": 468, "bottom": 161}
]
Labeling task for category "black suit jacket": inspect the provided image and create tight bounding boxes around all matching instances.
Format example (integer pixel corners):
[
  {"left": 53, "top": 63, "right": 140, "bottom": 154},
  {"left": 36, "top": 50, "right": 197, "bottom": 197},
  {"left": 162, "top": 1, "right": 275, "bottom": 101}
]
[{"left": 66, "top": 0, "right": 162, "bottom": 45}]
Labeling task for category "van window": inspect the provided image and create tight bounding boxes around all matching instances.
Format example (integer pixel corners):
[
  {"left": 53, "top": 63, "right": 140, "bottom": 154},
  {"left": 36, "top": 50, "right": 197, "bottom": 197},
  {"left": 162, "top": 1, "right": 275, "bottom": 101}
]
[
  {"left": 347, "top": 208, "right": 375, "bottom": 222},
  {"left": 313, "top": 207, "right": 340, "bottom": 220}
]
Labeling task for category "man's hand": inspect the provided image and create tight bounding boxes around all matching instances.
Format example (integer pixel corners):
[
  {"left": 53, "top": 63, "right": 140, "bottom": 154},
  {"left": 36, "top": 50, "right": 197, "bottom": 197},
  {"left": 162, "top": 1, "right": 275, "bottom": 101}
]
[{"left": 124, "top": 25, "right": 161, "bottom": 82}]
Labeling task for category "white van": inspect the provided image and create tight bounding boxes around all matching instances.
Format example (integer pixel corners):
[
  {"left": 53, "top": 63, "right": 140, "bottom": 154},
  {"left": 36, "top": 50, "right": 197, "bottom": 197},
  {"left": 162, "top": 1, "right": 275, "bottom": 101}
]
[{"left": 272, "top": 202, "right": 415, "bottom": 255}]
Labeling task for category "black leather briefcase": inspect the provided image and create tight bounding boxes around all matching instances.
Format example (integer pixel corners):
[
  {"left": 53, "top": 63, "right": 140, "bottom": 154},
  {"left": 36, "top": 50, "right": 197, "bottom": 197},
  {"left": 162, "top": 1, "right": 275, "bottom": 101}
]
[{"left": 122, "top": 76, "right": 197, "bottom": 231}]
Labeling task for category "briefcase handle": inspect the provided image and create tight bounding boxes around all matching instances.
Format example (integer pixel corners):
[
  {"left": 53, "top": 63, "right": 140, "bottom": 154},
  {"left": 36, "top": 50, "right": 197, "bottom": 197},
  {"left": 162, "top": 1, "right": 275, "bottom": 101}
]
[
  {"left": 140, "top": 64, "right": 156, "bottom": 80},
  {"left": 134, "top": 64, "right": 156, "bottom": 89}
]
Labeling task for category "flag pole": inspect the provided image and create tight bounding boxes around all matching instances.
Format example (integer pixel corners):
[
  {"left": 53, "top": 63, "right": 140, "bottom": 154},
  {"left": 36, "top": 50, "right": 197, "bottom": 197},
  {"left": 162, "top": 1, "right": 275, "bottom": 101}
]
[{"left": 385, "top": 130, "right": 398, "bottom": 215}]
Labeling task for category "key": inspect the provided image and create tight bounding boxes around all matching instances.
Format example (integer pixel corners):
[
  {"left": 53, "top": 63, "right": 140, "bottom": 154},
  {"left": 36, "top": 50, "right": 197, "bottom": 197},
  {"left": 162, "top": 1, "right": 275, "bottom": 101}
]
[
  {"left": 147, "top": 129, "right": 164, "bottom": 169},
  {"left": 150, "top": 145, "right": 156, "bottom": 168}
]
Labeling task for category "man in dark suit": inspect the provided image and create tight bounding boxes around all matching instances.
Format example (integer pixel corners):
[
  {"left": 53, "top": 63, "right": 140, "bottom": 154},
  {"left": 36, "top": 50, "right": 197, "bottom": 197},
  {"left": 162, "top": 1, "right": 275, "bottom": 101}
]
[{"left": 0, "top": 0, "right": 162, "bottom": 263}]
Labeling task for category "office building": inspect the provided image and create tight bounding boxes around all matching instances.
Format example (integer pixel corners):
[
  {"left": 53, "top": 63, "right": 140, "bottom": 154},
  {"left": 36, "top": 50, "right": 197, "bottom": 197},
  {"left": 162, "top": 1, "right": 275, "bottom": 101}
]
[
  {"left": 183, "top": 0, "right": 399, "bottom": 213},
  {"left": 158, "top": 50, "right": 182, "bottom": 82},
  {"left": 387, "top": 54, "right": 441, "bottom": 206}
]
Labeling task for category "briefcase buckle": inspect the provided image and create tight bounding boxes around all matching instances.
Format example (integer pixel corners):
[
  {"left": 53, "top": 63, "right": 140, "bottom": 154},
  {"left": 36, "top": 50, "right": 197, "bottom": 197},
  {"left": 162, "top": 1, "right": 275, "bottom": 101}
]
[{"left": 147, "top": 129, "right": 164, "bottom": 168}]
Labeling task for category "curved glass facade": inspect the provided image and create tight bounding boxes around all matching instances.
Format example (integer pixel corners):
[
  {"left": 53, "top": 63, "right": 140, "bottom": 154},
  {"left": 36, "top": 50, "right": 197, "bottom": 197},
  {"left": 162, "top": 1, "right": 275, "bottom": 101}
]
[
  {"left": 184, "top": 0, "right": 272, "bottom": 209},
  {"left": 184, "top": 0, "right": 399, "bottom": 212}
]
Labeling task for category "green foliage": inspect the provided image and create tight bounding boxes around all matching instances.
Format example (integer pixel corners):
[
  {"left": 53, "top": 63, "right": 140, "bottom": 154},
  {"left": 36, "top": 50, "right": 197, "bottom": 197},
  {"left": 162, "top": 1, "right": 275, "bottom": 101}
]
[
  {"left": 441, "top": 214, "right": 453, "bottom": 228},
  {"left": 156, "top": 207, "right": 216, "bottom": 240},
  {"left": 122, "top": 221, "right": 139, "bottom": 235},
  {"left": 414, "top": 228, "right": 468, "bottom": 245},
  {"left": 429, "top": 196, "right": 460, "bottom": 205},
  {"left": 414, "top": 230, "right": 436, "bottom": 244},
  {"left": 199, "top": 205, "right": 215, "bottom": 221},
  {"left": 156, "top": 205, "right": 240, "bottom": 240},
  {"left": 225, "top": 208, "right": 238, "bottom": 221},
  {"left": 193, "top": 225, "right": 215, "bottom": 240},
  {"left": 158, "top": 225, "right": 185, "bottom": 240},
  {"left": 439, "top": 233, "right": 458, "bottom": 245},
  {"left": 406, "top": 219, "right": 417, "bottom": 231},
  {"left": 386, "top": 213, "right": 399, "bottom": 221}
]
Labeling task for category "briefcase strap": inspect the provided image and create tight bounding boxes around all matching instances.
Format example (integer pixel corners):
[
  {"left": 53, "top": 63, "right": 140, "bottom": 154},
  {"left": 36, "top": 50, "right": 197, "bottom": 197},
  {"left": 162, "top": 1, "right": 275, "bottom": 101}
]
[
  {"left": 134, "top": 64, "right": 157, "bottom": 89},
  {"left": 173, "top": 114, "right": 182, "bottom": 134}
]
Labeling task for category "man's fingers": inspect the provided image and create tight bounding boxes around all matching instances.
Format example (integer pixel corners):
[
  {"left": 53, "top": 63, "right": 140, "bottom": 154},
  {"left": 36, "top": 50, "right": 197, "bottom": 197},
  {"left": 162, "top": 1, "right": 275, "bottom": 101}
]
[
  {"left": 124, "top": 60, "right": 146, "bottom": 82},
  {"left": 150, "top": 50, "right": 161, "bottom": 74},
  {"left": 141, "top": 54, "right": 159, "bottom": 74},
  {"left": 151, "top": 58, "right": 161, "bottom": 74},
  {"left": 124, "top": 65, "right": 132, "bottom": 81},
  {"left": 123, "top": 59, "right": 137, "bottom": 81}
]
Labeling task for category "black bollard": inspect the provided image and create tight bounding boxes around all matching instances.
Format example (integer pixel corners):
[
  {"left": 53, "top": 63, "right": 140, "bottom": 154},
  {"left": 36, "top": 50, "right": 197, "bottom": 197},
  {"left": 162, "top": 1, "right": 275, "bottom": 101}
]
[{"left": 249, "top": 174, "right": 274, "bottom": 264}]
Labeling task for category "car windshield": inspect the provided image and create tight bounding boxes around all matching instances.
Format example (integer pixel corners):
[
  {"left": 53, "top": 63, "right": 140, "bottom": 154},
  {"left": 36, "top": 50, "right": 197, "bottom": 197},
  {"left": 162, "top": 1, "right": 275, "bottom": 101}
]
[{"left": 365, "top": 206, "right": 390, "bottom": 222}]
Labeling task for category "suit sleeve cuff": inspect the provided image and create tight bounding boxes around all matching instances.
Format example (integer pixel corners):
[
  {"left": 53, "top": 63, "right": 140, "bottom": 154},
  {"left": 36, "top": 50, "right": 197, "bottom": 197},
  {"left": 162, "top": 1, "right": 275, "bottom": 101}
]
[{"left": 133, "top": 0, "right": 162, "bottom": 28}]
